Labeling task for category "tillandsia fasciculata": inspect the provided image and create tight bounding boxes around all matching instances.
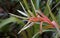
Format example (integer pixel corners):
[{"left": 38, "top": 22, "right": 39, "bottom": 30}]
[{"left": 8, "top": 0, "right": 60, "bottom": 38}]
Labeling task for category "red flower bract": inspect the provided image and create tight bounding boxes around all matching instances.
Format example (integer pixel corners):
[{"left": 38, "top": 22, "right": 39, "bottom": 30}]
[{"left": 28, "top": 11, "right": 59, "bottom": 33}]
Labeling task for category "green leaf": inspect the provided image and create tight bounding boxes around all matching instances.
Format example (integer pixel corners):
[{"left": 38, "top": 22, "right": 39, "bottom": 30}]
[
  {"left": 57, "top": 8, "right": 60, "bottom": 25},
  {"left": 23, "top": 0, "right": 36, "bottom": 16},
  {"left": 36, "top": 0, "right": 40, "bottom": 9},
  {"left": 44, "top": 6, "right": 50, "bottom": 16},
  {"left": 47, "top": 0, "right": 56, "bottom": 21},
  {"left": 0, "top": 17, "right": 17, "bottom": 29}
]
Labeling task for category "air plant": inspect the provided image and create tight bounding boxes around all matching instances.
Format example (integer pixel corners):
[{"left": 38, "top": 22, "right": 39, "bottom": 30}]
[
  {"left": 16, "top": 0, "right": 60, "bottom": 34},
  {"left": 17, "top": 9, "right": 60, "bottom": 33},
  {"left": 8, "top": 0, "right": 60, "bottom": 38}
]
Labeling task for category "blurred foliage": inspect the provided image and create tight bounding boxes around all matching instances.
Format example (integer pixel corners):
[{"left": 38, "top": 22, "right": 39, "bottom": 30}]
[{"left": 0, "top": 0, "right": 60, "bottom": 38}]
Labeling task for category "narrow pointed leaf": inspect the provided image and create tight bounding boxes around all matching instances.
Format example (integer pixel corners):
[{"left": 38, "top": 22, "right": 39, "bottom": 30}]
[
  {"left": 18, "top": 22, "right": 34, "bottom": 34},
  {"left": 17, "top": 10, "right": 28, "bottom": 17}
]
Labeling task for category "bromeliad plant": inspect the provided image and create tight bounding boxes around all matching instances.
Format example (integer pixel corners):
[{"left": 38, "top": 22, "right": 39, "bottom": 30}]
[
  {"left": 9, "top": 0, "right": 60, "bottom": 38},
  {"left": 17, "top": 9, "right": 60, "bottom": 34},
  {"left": 17, "top": 0, "right": 60, "bottom": 36}
]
